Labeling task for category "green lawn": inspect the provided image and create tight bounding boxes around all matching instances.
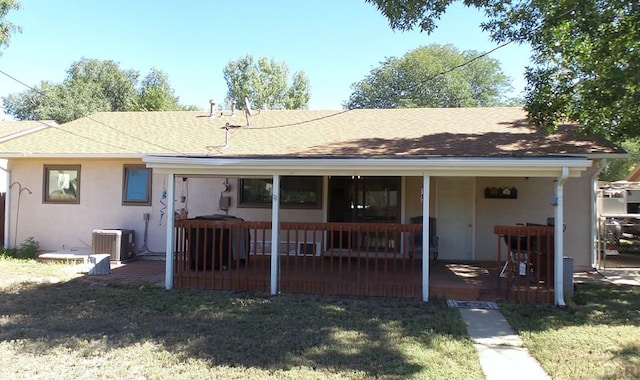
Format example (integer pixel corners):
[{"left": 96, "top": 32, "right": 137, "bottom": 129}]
[
  {"left": 502, "top": 283, "right": 640, "bottom": 380},
  {"left": 0, "top": 258, "right": 483, "bottom": 379}
]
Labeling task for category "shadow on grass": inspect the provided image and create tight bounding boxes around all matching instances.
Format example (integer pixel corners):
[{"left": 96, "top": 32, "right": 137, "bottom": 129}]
[
  {"left": 0, "top": 276, "right": 473, "bottom": 378},
  {"left": 501, "top": 283, "right": 640, "bottom": 332},
  {"left": 602, "top": 343, "right": 640, "bottom": 380}
]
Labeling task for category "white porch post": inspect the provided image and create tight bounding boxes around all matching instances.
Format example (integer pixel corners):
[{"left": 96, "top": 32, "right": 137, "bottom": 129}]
[
  {"left": 554, "top": 167, "right": 569, "bottom": 306},
  {"left": 422, "top": 175, "right": 430, "bottom": 302},
  {"left": 270, "top": 174, "right": 281, "bottom": 295},
  {"left": 164, "top": 173, "right": 176, "bottom": 290}
]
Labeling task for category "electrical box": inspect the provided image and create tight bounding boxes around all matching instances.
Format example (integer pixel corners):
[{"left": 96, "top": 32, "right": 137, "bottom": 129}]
[{"left": 219, "top": 196, "right": 231, "bottom": 209}]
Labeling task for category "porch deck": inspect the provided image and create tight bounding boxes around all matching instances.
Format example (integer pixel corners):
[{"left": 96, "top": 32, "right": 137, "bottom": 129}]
[
  {"left": 119, "top": 260, "right": 504, "bottom": 301},
  {"left": 169, "top": 220, "right": 555, "bottom": 303}
]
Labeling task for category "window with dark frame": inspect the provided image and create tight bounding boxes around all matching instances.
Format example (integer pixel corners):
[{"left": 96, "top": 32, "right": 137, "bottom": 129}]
[
  {"left": 239, "top": 176, "right": 322, "bottom": 208},
  {"left": 122, "top": 165, "right": 152, "bottom": 206},
  {"left": 43, "top": 165, "right": 81, "bottom": 204}
]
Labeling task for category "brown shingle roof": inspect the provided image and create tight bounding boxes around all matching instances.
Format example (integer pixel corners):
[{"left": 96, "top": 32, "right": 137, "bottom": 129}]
[{"left": 0, "top": 108, "right": 624, "bottom": 158}]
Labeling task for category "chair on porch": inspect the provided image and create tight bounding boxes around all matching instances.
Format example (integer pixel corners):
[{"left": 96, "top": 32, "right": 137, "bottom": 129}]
[{"left": 407, "top": 216, "right": 438, "bottom": 261}]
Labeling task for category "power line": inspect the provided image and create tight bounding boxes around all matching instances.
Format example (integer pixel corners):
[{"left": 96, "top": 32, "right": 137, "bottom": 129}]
[
  {"left": 379, "top": 7, "right": 577, "bottom": 102},
  {"left": 0, "top": 68, "right": 187, "bottom": 155}
]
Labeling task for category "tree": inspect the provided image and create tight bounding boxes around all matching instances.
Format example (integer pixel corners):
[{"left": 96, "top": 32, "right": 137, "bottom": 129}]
[
  {"left": 599, "top": 139, "right": 640, "bottom": 181},
  {"left": 65, "top": 58, "right": 139, "bottom": 112},
  {"left": 132, "top": 68, "right": 190, "bottom": 111},
  {"left": 345, "top": 44, "right": 512, "bottom": 109},
  {"left": 2, "top": 58, "right": 194, "bottom": 123},
  {"left": 366, "top": 0, "right": 640, "bottom": 143},
  {"left": 223, "top": 55, "right": 311, "bottom": 110},
  {"left": 0, "top": 0, "right": 20, "bottom": 54}
]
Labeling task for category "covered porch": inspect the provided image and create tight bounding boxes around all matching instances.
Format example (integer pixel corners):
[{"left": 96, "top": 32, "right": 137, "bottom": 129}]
[
  {"left": 145, "top": 156, "right": 593, "bottom": 305},
  {"left": 170, "top": 219, "right": 556, "bottom": 303}
]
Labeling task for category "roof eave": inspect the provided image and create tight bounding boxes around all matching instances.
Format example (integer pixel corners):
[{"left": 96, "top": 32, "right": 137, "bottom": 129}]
[
  {"left": 143, "top": 156, "right": 593, "bottom": 178},
  {"left": 0, "top": 152, "right": 147, "bottom": 159}
]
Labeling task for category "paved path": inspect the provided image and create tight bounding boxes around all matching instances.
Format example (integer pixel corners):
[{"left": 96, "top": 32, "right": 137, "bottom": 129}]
[{"left": 458, "top": 307, "right": 551, "bottom": 380}]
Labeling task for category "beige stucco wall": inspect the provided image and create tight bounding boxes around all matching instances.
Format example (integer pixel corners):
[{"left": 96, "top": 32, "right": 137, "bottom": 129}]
[
  {"left": 7, "top": 158, "right": 166, "bottom": 252},
  {"left": 6, "top": 164, "right": 325, "bottom": 252},
  {"left": 6, "top": 160, "right": 597, "bottom": 271},
  {"left": 403, "top": 176, "right": 436, "bottom": 221},
  {"left": 474, "top": 165, "right": 597, "bottom": 270},
  {"left": 404, "top": 167, "right": 596, "bottom": 271}
]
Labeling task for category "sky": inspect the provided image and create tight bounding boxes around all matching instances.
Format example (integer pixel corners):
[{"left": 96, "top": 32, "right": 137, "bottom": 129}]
[{"left": 0, "top": 0, "right": 532, "bottom": 119}]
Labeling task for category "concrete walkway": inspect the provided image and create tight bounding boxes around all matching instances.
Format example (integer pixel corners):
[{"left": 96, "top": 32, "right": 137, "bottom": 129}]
[{"left": 456, "top": 306, "right": 551, "bottom": 380}]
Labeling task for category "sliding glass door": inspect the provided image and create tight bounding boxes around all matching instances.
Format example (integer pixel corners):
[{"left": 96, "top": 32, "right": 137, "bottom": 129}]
[{"left": 327, "top": 176, "right": 401, "bottom": 250}]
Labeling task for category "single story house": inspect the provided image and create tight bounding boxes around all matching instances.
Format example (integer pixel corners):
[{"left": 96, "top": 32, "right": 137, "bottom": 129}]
[{"left": 0, "top": 107, "right": 626, "bottom": 305}]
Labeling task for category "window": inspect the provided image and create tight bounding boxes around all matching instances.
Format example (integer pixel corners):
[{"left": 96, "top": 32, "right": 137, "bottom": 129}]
[
  {"left": 239, "top": 176, "right": 322, "bottom": 208},
  {"left": 43, "top": 165, "right": 80, "bottom": 204},
  {"left": 122, "top": 165, "right": 152, "bottom": 206}
]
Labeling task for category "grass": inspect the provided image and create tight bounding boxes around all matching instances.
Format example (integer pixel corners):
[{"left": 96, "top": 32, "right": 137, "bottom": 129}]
[
  {"left": 502, "top": 283, "right": 640, "bottom": 380},
  {"left": 0, "top": 257, "right": 484, "bottom": 379}
]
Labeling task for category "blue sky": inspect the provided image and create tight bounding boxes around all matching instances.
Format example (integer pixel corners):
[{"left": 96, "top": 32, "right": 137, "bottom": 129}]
[{"left": 0, "top": 0, "right": 531, "bottom": 119}]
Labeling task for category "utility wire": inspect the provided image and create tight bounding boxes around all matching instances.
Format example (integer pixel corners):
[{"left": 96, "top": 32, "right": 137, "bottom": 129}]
[
  {"left": 407, "top": 40, "right": 515, "bottom": 94},
  {"left": 0, "top": 68, "right": 187, "bottom": 155},
  {"left": 393, "top": 7, "right": 576, "bottom": 98}
]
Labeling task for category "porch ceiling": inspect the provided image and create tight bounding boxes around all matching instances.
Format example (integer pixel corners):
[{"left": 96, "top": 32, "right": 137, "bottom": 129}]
[{"left": 143, "top": 156, "right": 592, "bottom": 178}]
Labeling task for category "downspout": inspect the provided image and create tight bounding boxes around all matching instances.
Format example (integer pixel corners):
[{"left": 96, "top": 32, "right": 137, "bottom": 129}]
[
  {"left": 591, "top": 159, "right": 607, "bottom": 269},
  {"left": 270, "top": 174, "right": 280, "bottom": 295},
  {"left": 164, "top": 174, "right": 176, "bottom": 290},
  {"left": 422, "top": 175, "right": 430, "bottom": 302},
  {"left": 554, "top": 167, "right": 569, "bottom": 307}
]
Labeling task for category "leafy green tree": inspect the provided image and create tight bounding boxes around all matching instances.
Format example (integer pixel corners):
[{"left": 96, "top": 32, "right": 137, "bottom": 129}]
[
  {"left": 0, "top": 0, "right": 20, "bottom": 54},
  {"left": 132, "top": 68, "right": 194, "bottom": 111},
  {"left": 366, "top": 0, "right": 640, "bottom": 143},
  {"left": 3, "top": 80, "right": 110, "bottom": 122},
  {"left": 2, "top": 58, "right": 194, "bottom": 122},
  {"left": 346, "top": 44, "right": 511, "bottom": 109},
  {"left": 223, "top": 55, "right": 311, "bottom": 110},
  {"left": 599, "top": 139, "right": 640, "bottom": 181},
  {"left": 65, "top": 58, "right": 139, "bottom": 112}
]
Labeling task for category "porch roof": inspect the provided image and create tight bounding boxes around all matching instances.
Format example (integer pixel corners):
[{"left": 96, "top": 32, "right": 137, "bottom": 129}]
[
  {"left": 0, "top": 107, "right": 625, "bottom": 159},
  {"left": 144, "top": 156, "right": 592, "bottom": 178}
]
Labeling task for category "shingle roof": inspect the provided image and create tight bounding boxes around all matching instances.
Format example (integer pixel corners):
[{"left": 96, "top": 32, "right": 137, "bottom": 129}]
[
  {"left": 0, "top": 108, "right": 624, "bottom": 158},
  {"left": 0, "top": 120, "right": 53, "bottom": 138}
]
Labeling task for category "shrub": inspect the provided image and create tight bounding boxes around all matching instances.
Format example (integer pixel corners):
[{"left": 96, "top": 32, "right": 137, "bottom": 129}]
[{"left": 16, "top": 237, "right": 40, "bottom": 259}]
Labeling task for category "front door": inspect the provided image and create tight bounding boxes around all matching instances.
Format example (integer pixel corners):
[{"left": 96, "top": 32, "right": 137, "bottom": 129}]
[
  {"left": 327, "top": 176, "right": 401, "bottom": 250},
  {"left": 437, "top": 177, "right": 475, "bottom": 260}
]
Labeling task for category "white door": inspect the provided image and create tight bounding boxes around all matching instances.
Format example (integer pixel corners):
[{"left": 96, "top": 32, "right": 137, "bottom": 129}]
[{"left": 436, "top": 177, "right": 475, "bottom": 260}]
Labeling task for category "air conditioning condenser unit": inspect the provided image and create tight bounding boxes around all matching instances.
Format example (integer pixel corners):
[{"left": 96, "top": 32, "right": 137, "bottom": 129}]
[{"left": 91, "top": 229, "right": 135, "bottom": 263}]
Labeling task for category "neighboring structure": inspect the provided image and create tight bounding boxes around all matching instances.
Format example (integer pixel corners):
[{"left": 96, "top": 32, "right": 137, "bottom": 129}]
[
  {"left": 626, "top": 165, "right": 640, "bottom": 182},
  {"left": 0, "top": 108, "right": 626, "bottom": 304},
  {"left": 596, "top": 180, "right": 640, "bottom": 269},
  {"left": 598, "top": 181, "right": 640, "bottom": 215}
]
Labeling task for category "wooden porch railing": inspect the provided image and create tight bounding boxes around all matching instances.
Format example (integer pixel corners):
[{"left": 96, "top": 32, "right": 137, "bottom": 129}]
[
  {"left": 173, "top": 219, "right": 424, "bottom": 298},
  {"left": 494, "top": 225, "right": 555, "bottom": 303}
]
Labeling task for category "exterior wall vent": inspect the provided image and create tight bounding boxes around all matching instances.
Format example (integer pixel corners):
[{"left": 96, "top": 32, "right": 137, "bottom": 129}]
[{"left": 91, "top": 229, "right": 135, "bottom": 263}]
